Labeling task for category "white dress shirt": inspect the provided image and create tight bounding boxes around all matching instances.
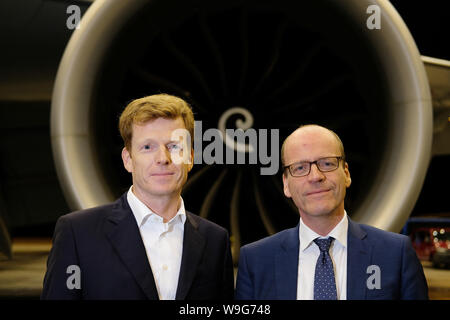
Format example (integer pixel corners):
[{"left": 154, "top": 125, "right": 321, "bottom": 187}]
[
  {"left": 297, "top": 212, "right": 348, "bottom": 300},
  {"left": 127, "top": 186, "right": 186, "bottom": 300}
]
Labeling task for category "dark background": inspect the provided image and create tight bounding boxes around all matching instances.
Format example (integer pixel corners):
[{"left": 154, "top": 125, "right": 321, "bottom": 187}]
[{"left": 0, "top": 0, "right": 448, "bottom": 239}]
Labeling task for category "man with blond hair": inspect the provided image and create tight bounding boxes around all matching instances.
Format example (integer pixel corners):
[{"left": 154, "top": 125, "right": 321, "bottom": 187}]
[{"left": 42, "top": 94, "right": 234, "bottom": 300}]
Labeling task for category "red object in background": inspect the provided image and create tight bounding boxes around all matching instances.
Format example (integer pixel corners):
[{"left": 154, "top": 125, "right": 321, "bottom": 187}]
[{"left": 410, "top": 227, "right": 450, "bottom": 261}]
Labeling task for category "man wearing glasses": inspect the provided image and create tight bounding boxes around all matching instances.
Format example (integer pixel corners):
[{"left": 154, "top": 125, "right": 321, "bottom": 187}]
[{"left": 235, "top": 124, "right": 428, "bottom": 300}]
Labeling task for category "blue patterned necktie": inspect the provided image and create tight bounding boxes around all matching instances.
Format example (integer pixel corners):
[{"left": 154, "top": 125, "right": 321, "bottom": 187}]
[{"left": 313, "top": 237, "right": 337, "bottom": 300}]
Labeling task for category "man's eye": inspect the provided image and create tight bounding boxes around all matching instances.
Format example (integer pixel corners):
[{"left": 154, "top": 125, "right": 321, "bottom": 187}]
[
  {"left": 320, "top": 160, "right": 334, "bottom": 167},
  {"left": 168, "top": 144, "right": 182, "bottom": 151},
  {"left": 143, "top": 145, "right": 152, "bottom": 150},
  {"left": 293, "top": 164, "right": 305, "bottom": 172}
]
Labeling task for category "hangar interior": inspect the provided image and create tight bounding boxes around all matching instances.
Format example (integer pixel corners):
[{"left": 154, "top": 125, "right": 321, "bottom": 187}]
[{"left": 0, "top": 0, "right": 449, "bottom": 299}]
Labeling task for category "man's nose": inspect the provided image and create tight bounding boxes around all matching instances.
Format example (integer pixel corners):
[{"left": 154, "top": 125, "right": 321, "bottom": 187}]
[
  {"left": 155, "top": 146, "right": 171, "bottom": 164},
  {"left": 307, "top": 163, "right": 325, "bottom": 182}
]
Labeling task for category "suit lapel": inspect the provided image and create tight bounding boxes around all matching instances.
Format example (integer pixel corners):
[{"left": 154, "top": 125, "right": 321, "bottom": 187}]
[
  {"left": 105, "top": 194, "right": 159, "bottom": 300},
  {"left": 175, "top": 213, "right": 205, "bottom": 300},
  {"left": 275, "top": 226, "right": 299, "bottom": 299},
  {"left": 346, "top": 219, "right": 372, "bottom": 300}
]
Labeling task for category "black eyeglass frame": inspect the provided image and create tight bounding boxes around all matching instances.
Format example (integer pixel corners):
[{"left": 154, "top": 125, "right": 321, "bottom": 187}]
[{"left": 283, "top": 156, "right": 345, "bottom": 177}]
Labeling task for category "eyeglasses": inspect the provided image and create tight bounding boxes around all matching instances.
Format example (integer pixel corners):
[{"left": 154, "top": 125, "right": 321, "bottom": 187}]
[{"left": 283, "top": 156, "right": 344, "bottom": 177}]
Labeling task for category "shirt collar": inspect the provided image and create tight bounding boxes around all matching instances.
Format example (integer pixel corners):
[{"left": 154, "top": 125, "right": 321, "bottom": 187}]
[
  {"left": 299, "top": 211, "right": 348, "bottom": 252},
  {"left": 127, "top": 186, "right": 186, "bottom": 227}
]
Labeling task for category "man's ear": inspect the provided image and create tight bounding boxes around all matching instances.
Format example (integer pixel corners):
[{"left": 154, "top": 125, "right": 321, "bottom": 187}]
[
  {"left": 188, "top": 149, "right": 194, "bottom": 172},
  {"left": 121, "top": 147, "right": 133, "bottom": 173},
  {"left": 282, "top": 172, "right": 292, "bottom": 198},
  {"left": 344, "top": 162, "right": 351, "bottom": 188}
]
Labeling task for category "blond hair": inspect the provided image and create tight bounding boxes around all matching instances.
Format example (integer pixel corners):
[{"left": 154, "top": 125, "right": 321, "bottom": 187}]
[{"left": 119, "top": 94, "right": 194, "bottom": 151}]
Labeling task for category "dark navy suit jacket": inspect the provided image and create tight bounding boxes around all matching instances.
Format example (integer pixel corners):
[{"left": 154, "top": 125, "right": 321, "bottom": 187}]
[
  {"left": 41, "top": 193, "right": 234, "bottom": 300},
  {"left": 235, "top": 218, "right": 428, "bottom": 300}
]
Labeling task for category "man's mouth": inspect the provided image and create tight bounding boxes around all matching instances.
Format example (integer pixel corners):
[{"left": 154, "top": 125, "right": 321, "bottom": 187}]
[
  {"left": 151, "top": 172, "right": 174, "bottom": 176},
  {"left": 306, "top": 189, "right": 330, "bottom": 196}
]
